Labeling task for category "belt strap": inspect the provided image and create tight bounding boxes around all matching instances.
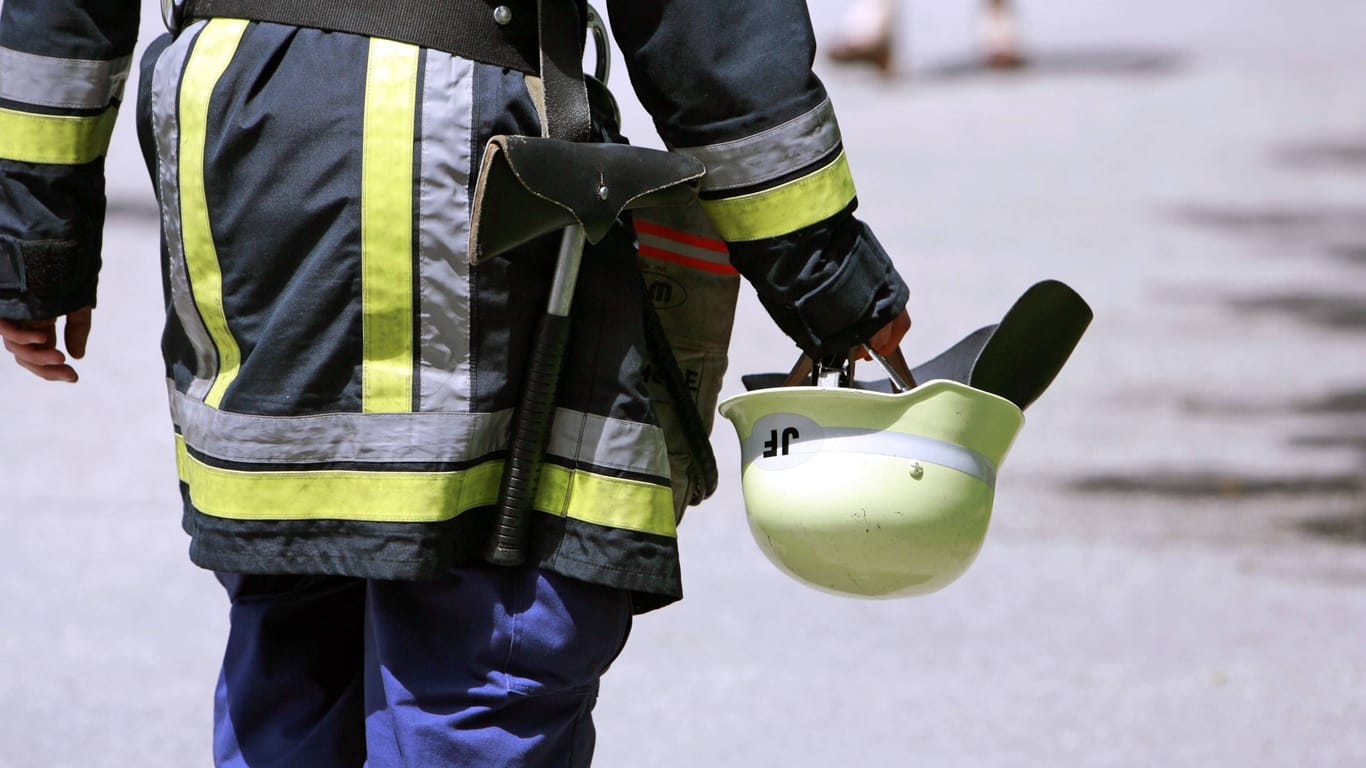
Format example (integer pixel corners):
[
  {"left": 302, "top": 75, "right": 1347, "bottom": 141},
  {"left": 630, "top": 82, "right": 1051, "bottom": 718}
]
[
  {"left": 183, "top": 0, "right": 592, "bottom": 140},
  {"left": 535, "top": 0, "right": 589, "bottom": 142},
  {"left": 182, "top": 0, "right": 542, "bottom": 74}
]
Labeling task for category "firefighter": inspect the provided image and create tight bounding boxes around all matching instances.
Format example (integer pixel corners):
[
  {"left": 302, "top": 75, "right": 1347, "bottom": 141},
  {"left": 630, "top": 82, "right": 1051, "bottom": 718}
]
[{"left": 0, "top": 1, "right": 910, "bottom": 764}]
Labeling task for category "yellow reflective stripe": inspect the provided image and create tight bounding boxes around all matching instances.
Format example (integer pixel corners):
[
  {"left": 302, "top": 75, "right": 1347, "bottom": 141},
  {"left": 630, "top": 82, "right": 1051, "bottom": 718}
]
[
  {"left": 180, "top": 19, "right": 249, "bottom": 408},
  {"left": 176, "top": 436, "right": 676, "bottom": 536},
  {"left": 177, "top": 435, "right": 500, "bottom": 522},
  {"left": 700, "top": 151, "right": 857, "bottom": 242},
  {"left": 361, "top": 39, "right": 420, "bottom": 413},
  {"left": 539, "top": 464, "right": 678, "bottom": 537},
  {"left": 0, "top": 106, "right": 117, "bottom": 164}
]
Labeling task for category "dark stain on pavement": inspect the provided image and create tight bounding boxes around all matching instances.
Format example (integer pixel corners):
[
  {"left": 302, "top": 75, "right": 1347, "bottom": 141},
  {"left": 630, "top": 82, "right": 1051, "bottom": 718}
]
[
  {"left": 1223, "top": 292, "right": 1366, "bottom": 331},
  {"left": 1289, "top": 434, "right": 1366, "bottom": 459},
  {"left": 1132, "top": 140, "right": 1366, "bottom": 549},
  {"left": 1066, "top": 472, "right": 1361, "bottom": 499},
  {"left": 1296, "top": 510, "right": 1366, "bottom": 543},
  {"left": 1327, "top": 244, "right": 1366, "bottom": 266},
  {"left": 1293, "top": 388, "right": 1366, "bottom": 415},
  {"left": 1169, "top": 204, "right": 1366, "bottom": 246},
  {"left": 1182, "top": 388, "right": 1366, "bottom": 417},
  {"left": 1274, "top": 138, "right": 1366, "bottom": 172}
]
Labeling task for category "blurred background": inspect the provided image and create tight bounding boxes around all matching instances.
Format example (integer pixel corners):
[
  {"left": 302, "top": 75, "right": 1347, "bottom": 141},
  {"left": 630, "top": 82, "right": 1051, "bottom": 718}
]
[{"left": 2, "top": 0, "right": 1365, "bottom": 765}]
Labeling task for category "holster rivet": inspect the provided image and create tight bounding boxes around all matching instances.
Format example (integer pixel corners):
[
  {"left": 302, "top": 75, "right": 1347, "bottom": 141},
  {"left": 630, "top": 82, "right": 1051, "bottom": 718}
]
[
  {"left": 597, "top": 184, "right": 610, "bottom": 200},
  {"left": 493, "top": 6, "right": 513, "bottom": 25}
]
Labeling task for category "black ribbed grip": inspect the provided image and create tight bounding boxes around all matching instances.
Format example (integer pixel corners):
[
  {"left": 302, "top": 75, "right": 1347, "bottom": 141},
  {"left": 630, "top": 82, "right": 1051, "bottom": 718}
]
[{"left": 485, "top": 311, "right": 572, "bottom": 566}]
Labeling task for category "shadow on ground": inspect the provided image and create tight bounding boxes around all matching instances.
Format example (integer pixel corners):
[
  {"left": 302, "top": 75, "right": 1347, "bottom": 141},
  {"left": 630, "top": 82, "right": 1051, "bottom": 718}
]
[
  {"left": 1297, "top": 509, "right": 1366, "bottom": 543},
  {"left": 1065, "top": 470, "right": 1366, "bottom": 545},
  {"left": 1067, "top": 472, "right": 1361, "bottom": 499},
  {"left": 916, "top": 46, "right": 1187, "bottom": 82},
  {"left": 1273, "top": 136, "right": 1366, "bottom": 173},
  {"left": 1168, "top": 203, "right": 1366, "bottom": 264},
  {"left": 1164, "top": 202, "right": 1366, "bottom": 327},
  {"left": 1225, "top": 291, "right": 1366, "bottom": 331}
]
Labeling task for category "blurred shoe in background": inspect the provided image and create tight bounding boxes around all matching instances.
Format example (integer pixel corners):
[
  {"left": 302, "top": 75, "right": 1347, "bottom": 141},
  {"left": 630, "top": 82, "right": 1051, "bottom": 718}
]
[
  {"left": 827, "top": 0, "right": 1027, "bottom": 75},
  {"left": 982, "top": 0, "right": 1027, "bottom": 69},
  {"left": 827, "top": 0, "right": 897, "bottom": 75}
]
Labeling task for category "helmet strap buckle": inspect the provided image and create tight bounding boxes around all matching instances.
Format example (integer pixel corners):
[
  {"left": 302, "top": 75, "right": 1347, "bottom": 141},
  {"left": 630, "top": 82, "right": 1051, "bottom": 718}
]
[
  {"left": 781, "top": 346, "right": 918, "bottom": 392},
  {"left": 811, "top": 355, "right": 855, "bottom": 389}
]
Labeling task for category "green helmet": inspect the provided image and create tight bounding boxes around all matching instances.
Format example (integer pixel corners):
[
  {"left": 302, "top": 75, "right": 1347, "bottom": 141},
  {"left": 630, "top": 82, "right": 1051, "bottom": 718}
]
[
  {"left": 719, "top": 379, "right": 1023, "bottom": 598},
  {"left": 718, "top": 280, "right": 1093, "bottom": 599}
]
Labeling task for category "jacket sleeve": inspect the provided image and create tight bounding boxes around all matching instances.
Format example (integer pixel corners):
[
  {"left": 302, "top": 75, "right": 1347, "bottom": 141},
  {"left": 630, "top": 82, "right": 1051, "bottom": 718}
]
[
  {"left": 606, "top": 0, "right": 908, "bottom": 359},
  {"left": 0, "top": 0, "right": 140, "bottom": 321}
]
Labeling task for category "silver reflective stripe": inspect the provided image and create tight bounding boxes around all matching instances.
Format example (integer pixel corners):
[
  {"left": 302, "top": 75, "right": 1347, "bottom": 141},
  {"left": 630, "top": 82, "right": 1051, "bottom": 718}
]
[
  {"left": 671, "top": 99, "right": 841, "bottom": 193},
  {"left": 152, "top": 22, "right": 218, "bottom": 402},
  {"left": 545, "top": 408, "right": 672, "bottom": 477},
  {"left": 170, "top": 384, "right": 670, "bottom": 475},
  {"left": 171, "top": 383, "right": 506, "bottom": 463},
  {"left": 742, "top": 426, "right": 997, "bottom": 487},
  {"left": 415, "top": 51, "right": 475, "bottom": 413},
  {"left": 0, "top": 46, "right": 131, "bottom": 109}
]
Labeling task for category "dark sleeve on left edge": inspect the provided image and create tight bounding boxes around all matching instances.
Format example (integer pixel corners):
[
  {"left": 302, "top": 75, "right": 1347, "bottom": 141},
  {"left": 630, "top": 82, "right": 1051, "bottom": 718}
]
[{"left": 0, "top": 0, "right": 141, "bottom": 320}]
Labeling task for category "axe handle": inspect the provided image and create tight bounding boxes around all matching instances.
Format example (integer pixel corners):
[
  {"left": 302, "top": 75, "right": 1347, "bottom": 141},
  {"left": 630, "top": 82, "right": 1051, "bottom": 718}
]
[{"left": 485, "top": 226, "right": 584, "bottom": 567}]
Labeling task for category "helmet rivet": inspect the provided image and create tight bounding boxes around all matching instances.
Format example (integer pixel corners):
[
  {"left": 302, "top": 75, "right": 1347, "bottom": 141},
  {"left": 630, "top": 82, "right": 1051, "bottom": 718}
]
[
  {"left": 597, "top": 184, "right": 610, "bottom": 200},
  {"left": 493, "top": 5, "right": 513, "bottom": 25},
  {"left": 908, "top": 461, "right": 925, "bottom": 479}
]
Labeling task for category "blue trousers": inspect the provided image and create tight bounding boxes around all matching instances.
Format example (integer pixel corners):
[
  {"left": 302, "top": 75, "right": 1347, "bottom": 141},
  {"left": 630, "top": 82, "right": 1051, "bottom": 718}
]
[{"left": 212, "top": 566, "right": 633, "bottom": 767}]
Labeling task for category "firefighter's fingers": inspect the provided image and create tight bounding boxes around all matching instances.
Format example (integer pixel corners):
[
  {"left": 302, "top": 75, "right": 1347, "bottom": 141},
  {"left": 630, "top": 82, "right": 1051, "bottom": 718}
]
[
  {"left": 0, "top": 318, "right": 79, "bottom": 382},
  {"left": 15, "top": 356, "right": 79, "bottom": 383},
  {"left": 64, "top": 308, "right": 93, "bottom": 360},
  {"left": 864, "top": 308, "right": 911, "bottom": 358},
  {"left": 4, "top": 336, "right": 66, "bottom": 364},
  {"left": 0, "top": 318, "right": 55, "bottom": 347}
]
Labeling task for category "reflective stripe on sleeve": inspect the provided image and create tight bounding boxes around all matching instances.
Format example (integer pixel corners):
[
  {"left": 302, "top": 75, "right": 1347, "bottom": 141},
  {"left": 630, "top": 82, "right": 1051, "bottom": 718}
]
[
  {"left": 176, "top": 435, "right": 677, "bottom": 536},
  {"left": 179, "top": 19, "right": 250, "bottom": 408},
  {"left": 0, "top": 46, "right": 132, "bottom": 109},
  {"left": 672, "top": 99, "right": 842, "bottom": 193},
  {"left": 0, "top": 107, "right": 117, "bottom": 164},
  {"left": 699, "top": 150, "right": 856, "bottom": 242},
  {"left": 361, "top": 39, "right": 420, "bottom": 413}
]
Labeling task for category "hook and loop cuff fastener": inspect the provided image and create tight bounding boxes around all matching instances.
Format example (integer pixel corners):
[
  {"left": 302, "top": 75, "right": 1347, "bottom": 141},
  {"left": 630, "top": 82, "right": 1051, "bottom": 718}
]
[{"left": 0, "top": 237, "right": 90, "bottom": 320}]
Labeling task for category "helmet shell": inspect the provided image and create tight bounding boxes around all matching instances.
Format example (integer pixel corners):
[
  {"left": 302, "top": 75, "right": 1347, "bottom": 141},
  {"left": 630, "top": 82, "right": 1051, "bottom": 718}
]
[{"left": 718, "top": 380, "right": 1024, "bottom": 598}]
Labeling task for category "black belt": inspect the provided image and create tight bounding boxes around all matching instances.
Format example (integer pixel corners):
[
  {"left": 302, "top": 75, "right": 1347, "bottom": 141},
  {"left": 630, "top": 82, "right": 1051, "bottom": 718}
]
[{"left": 182, "top": 0, "right": 545, "bottom": 74}]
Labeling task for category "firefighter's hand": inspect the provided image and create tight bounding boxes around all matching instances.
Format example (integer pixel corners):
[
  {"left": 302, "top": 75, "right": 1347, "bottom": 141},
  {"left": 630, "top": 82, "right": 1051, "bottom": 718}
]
[
  {"left": 854, "top": 308, "right": 911, "bottom": 360},
  {"left": 0, "top": 307, "right": 92, "bottom": 383}
]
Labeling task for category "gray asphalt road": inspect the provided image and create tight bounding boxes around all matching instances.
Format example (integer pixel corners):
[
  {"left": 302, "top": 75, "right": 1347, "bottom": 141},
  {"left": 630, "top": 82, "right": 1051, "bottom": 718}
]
[{"left": 3, "top": 1, "right": 1365, "bottom": 766}]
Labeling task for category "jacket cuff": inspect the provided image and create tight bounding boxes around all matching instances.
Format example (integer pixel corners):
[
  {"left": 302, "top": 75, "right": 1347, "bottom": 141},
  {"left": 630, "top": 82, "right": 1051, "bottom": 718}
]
[
  {"left": 0, "top": 236, "right": 97, "bottom": 320},
  {"left": 729, "top": 212, "right": 908, "bottom": 358},
  {"left": 792, "top": 223, "right": 907, "bottom": 356}
]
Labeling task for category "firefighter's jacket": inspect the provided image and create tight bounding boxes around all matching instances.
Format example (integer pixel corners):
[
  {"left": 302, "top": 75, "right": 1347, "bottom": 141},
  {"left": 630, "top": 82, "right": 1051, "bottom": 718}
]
[{"left": 0, "top": 1, "right": 908, "bottom": 611}]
